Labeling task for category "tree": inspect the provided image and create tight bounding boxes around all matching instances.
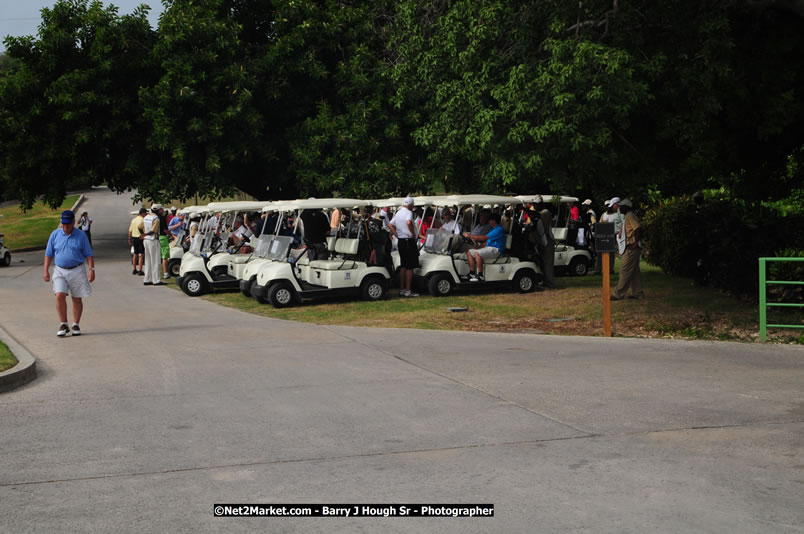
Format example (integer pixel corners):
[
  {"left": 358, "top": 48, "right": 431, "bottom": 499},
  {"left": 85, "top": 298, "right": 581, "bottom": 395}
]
[
  {"left": 0, "top": 0, "right": 157, "bottom": 209},
  {"left": 389, "top": 0, "right": 804, "bottom": 201},
  {"left": 286, "top": 0, "right": 430, "bottom": 198},
  {"left": 141, "top": 0, "right": 427, "bottom": 202}
]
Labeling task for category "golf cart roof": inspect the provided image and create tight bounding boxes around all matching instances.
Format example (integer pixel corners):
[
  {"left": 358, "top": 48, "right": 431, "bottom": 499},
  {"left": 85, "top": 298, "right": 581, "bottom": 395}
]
[
  {"left": 261, "top": 200, "right": 300, "bottom": 213},
  {"left": 206, "top": 200, "right": 272, "bottom": 212},
  {"left": 515, "top": 195, "right": 544, "bottom": 204},
  {"left": 291, "top": 198, "right": 369, "bottom": 211},
  {"left": 442, "top": 194, "right": 523, "bottom": 206},
  {"left": 177, "top": 205, "right": 201, "bottom": 215},
  {"left": 370, "top": 195, "right": 450, "bottom": 207},
  {"left": 540, "top": 194, "right": 580, "bottom": 203}
]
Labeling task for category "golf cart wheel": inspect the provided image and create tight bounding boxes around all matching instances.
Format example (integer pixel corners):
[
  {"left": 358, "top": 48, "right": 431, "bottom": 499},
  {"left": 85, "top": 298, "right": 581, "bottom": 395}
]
[
  {"left": 428, "top": 273, "right": 453, "bottom": 297},
  {"left": 167, "top": 259, "right": 181, "bottom": 277},
  {"left": 569, "top": 257, "right": 589, "bottom": 277},
  {"left": 181, "top": 273, "right": 207, "bottom": 297},
  {"left": 360, "top": 276, "right": 386, "bottom": 301},
  {"left": 513, "top": 269, "right": 536, "bottom": 293},
  {"left": 1, "top": 252, "right": 9, "bottom": 267},
  {"left": 268, "top": 281, "right": 296, "bottom": 308},
  {"left": 241, "top": 276, "right": 256, "bottom": 298}
]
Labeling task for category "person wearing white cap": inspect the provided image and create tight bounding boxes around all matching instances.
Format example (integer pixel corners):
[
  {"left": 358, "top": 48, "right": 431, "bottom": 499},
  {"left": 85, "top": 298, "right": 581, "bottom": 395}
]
[
  {"left": 611, "top": 199, "right": 643, "bottom": 300},
  {"left": 598, "top": 197, "right": 620, "bottom": 274},
  {"left": 389, "top": 196, "right": 419, "bottom": 297},
  {"left": 140, "top": 204, "right": 167, "bottom": 286},
  {"left": 581, "top": 199, "right": 597, "bottom": 264}
]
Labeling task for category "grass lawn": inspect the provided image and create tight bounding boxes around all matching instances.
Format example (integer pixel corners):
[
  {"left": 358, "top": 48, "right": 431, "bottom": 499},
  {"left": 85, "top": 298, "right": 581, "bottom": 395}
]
[
  {"left": 0, "top": 340, "right": 18, "bottom": 373},
  {"left": 0, "top": 195, "right": 80, "bottom": 250},
  {"left": 168, "top": 260, "right": 802, "bottom": 343}
]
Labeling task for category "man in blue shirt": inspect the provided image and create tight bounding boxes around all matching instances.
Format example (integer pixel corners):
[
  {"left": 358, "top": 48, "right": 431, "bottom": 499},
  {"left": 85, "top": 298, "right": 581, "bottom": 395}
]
[
  {"left": 463, "top": 213, "right": 506, "bottom": 281},
  {"left": 43, "top": 210, "right": 95, "bottom": 337}
]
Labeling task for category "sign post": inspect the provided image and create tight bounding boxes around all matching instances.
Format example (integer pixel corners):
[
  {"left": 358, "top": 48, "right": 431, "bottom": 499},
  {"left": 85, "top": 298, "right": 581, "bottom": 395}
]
[{"left": 595, "top": 223, "right": 616, "bottom": 337}]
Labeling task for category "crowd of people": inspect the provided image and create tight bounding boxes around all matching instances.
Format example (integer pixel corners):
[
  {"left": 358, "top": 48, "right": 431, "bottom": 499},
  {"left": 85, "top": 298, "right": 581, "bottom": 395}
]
[
  {"left": 40, "top": 195, "right": 644, "bottom": 336},
  {"left": 122, "top": 195, "right": 644, "bottom": 300}
]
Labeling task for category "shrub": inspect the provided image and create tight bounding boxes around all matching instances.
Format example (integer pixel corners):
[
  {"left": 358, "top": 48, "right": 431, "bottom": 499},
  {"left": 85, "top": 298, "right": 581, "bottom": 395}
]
[{"left": 642, "top": 192, "right": 804, "bottom": 298}]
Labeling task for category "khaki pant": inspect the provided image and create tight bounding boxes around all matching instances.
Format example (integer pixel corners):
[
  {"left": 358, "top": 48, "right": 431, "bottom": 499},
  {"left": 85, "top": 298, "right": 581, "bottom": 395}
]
[
  {"left": 143, "top": 238, "right": 161, "bottom": 284},
  {"left": 614, "top": 247, "right": 642, "bottom": 298}
]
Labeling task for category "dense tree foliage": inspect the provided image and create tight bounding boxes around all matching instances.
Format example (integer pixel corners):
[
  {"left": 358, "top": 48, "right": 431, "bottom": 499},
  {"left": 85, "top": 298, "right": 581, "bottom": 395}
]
[
  {"left": 0, "top": 0, "right": 157, "bottom": 208},
  {"left": 0, "top": 0, "right": 801, "bottom": 208},
  {"left": 390, "top": 0, "right": 804, "bottom": 199}
]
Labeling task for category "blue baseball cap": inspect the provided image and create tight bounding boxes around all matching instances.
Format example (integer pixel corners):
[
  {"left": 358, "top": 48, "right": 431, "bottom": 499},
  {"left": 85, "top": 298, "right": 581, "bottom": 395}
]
[{"left": 61, "top": 210, "right": 75, "bottom": 224}]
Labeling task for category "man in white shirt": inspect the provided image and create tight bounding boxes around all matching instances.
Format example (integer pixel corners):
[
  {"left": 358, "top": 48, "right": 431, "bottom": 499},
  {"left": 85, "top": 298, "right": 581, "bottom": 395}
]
[
  {"left": 599, "top": 197, "right": 621, "bottom": 274},
  {"left": 389, "top": 196, "right": 419, "bottom": 298},
  {"left": 205, "top": 211, "right": 221, "bottom": 234},
  {"left": 439, "top": 208, "right": 461, "bottom": 234},
  {"left": 231, "top": 216, "right": 253, "bottom": 247},
  {"left": 140, "top": 205, "right": 166, "bottom": 286}
]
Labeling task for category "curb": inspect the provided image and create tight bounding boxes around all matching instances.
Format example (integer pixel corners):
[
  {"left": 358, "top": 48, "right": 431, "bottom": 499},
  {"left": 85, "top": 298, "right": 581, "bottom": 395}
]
[
  {"left": 0, "top": 324, "right": 37, "bottom": 393},
  {"left": 71, "top": 193, "right": 85, "bottom": 213}
]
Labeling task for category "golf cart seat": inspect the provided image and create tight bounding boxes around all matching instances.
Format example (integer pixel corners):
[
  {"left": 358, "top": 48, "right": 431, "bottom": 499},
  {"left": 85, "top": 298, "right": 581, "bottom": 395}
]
[
  {"left": 309, "top": 238, "right": 359, "bottom": 270},
  {"left": 454, "top": 235, "right": 513, "bottom": 263},
  {"left": 553, "top": 227, "right": 568, "bottom": 242},
  {"left": 229, "top": 255, "right": 252, "bottom": 265}
]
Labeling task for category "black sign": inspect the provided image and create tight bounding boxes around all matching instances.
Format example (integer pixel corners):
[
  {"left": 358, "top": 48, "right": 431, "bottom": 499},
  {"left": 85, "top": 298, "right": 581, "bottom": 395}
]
[{"left": 595, "top": 222, "right": 616, "bottom": 253}]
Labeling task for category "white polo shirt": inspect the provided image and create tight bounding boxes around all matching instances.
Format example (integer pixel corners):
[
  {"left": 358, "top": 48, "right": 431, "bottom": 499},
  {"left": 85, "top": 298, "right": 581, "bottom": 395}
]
[{"left": 390, "top": 207, "right": 414, "bottom": 238}]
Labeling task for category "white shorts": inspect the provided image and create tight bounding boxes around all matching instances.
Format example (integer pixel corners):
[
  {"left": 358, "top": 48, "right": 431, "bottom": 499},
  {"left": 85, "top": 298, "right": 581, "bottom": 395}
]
[
  {"left": 468, "top": 246, "right": 500, "bottom": 260},
  {"left": 52, "top": 265, "right": 92, "bottom": 298}
]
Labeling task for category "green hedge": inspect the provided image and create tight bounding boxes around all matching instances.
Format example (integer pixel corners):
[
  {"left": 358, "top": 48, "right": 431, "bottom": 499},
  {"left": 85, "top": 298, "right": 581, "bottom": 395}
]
[{"left": 642, "top": 192, "right": 804, "bottom": 298}]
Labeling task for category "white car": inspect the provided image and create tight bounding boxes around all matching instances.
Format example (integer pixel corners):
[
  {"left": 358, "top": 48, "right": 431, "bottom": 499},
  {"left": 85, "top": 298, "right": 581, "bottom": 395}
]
[
  {"left": 250, "top": 198, "right": 392, "bottom": 307},
  {"left": 0, "top": 233, "right": 10, "bottom": 267}
]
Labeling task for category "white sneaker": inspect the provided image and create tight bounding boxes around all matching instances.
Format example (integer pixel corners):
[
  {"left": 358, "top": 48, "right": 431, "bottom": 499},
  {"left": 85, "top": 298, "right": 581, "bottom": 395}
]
[
  {"left": 407, "top": 291, "right": 420, "bottom": 297},
  {"left": 71, "top": 324, "right": 81, "bottom": 336},
  {"left": 469, "top": 274, "right": 479, "bottom": 282},
  {"left": 162, "top": 273, "right": 169, "bottom": 279},
  {"left": 400, "top": 289, "right": 410, "bottom": 297},
  {"left": 57, "top": 324, "right": 69, "bottom": 337}
]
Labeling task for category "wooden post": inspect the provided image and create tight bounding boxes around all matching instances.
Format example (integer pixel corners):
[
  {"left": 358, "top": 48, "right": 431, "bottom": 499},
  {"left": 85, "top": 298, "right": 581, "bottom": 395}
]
[{"left": 603, "top": 252, "right": 612, "bottom": 337}]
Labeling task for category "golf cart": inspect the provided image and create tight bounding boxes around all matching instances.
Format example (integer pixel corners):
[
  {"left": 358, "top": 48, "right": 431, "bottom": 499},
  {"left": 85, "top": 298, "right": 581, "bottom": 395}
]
[
  {"left": 165, "top": 205, "right": 202, "bottom": 277},
  {"left": 392, "top": 195, "right": 541, "bottom": 296},
  {"left": 541, "top": 195, "right": 594, "bottom": 276},
  {"left": 234, "top": 200, "right": 299, "bottom": 298},
  {"left": 251, "top": 198, "right": 392, "bottom": 308},
  {"left": 176, "top": 201, "right": 270, "bottom": 296},
  {"left": 0, "top": 233, "right": 10, "bottom": 267}
]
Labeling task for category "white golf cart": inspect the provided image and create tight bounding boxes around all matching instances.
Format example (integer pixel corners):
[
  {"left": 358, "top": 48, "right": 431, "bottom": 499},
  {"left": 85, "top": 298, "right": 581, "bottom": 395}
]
[
  {"left": 176, "top": 201, "right": 270, "bottom": 296},
  {"left": 251, "top": 198, "right": 392, "bottom": 308},
  {"left": 165, "top": 205, "right": 202, "bottom": 277},
  {"left": 392, "top": 195, "right": 541, "bottom": 296},
  {"left": 541, "top": 195, "right": 594, "bottom": 276},
  {"left": 233, "top": 200, "right": 299, "bottom": 298},
  {"left": 0, "top": 232, "right": 10, "bottom": 267}
]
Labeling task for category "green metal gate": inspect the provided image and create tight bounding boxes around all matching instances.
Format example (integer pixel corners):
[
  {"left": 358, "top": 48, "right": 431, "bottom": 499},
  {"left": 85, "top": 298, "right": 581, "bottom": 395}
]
[{"left": 759, "top": 257, "right": 804, "bottom": 341}]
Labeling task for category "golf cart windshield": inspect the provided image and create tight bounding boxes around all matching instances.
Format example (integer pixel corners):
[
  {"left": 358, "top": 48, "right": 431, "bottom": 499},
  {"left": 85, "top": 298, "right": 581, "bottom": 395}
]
[
  {"left": 423, "top": 228, "right": 456, "bottom": 254},
  {"left": 253, "top": 234, "right": 275, "bottom": 257},
  {"left": 267, "top": 235, "right": 294, "bottom": 261}
]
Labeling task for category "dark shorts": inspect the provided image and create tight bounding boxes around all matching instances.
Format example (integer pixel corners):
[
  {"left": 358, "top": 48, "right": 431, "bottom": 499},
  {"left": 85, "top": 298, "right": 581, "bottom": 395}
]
[
  {"left": 132, "top": 239, "right": 144, "bottom": 255},
  {"left": 398, "top": 238, "right": 419, "bottom": 269}
]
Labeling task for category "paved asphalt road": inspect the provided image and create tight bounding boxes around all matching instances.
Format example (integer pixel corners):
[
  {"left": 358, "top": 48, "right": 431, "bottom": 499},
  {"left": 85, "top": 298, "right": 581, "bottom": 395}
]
[{"left": 0, "top": 187, "right": 802, "bottom": 533}]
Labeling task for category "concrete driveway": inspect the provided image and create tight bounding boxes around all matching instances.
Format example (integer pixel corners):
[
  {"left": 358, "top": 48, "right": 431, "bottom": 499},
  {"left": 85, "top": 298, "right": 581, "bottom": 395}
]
[{"left": 0, "top": 187, "right": 802, "bottom": 533}]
